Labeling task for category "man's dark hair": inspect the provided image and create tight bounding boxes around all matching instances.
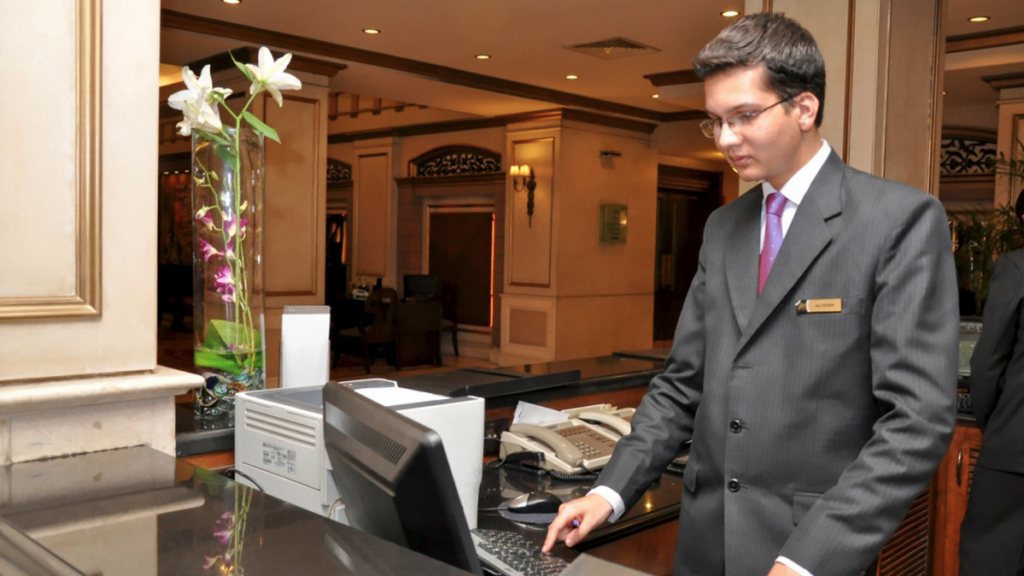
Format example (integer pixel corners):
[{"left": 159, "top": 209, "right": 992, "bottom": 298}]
[
  {"left": 1015, "top": 190, "right": 1024, "bottom": 221},
  {"left": 693, "top": 12, "right": 827, "bottom": 127}
]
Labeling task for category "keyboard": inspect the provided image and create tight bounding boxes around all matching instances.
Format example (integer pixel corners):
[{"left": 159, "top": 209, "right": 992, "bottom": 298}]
[{"left": 471, "top": 529, "right": 570, "bottom": 576}]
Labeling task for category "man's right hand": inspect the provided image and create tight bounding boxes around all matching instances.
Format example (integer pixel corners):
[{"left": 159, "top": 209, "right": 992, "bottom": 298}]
[{"left": 541, "top": 494, "right": 613, "bottom": 553}]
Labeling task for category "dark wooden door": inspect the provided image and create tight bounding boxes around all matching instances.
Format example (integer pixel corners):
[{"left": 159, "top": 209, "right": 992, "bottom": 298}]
[
  {"left": 428, "top": 210, "right": 494, "bottom": 327},
  {"left": 653, "top": 166, "right": 722, "bottom": 341}
]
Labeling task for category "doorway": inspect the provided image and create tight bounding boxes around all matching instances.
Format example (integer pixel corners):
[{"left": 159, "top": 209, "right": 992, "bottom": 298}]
[
  {"left": 425, "top": 206, "right": 495, "bottom": 329},
  {"left": 654, "top": 165, "right": 722, "bottom": 342},
  {"left": 325, "top": 210, "right": 348, "bottom": 304}
]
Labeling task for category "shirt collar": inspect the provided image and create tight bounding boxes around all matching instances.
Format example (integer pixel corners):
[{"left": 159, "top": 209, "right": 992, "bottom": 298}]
[{"left": 762, "top": 140, "right": 831, "bottom": 206}]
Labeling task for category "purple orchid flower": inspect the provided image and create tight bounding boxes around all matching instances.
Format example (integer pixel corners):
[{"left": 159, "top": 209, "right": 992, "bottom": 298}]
[
  {"left": 213, "top": 511, "right": 235, "bottom": 544},
  {"left": 202, "top": 555, "right": 221, "bottom": 570},
  {"left": 224, "top": 215, "right": 248, "bottom": 238},
  {"left": 195, "top": 206, "right": 216, "bottom": 231},
  {"left": 214, "top": 527, "right": 232, "bottom": 546},
  {"left": 225, "top": 239, "right": 236, "bottom": 260},
  {"left": 215, "top": 266, "right": 236, "bottom": 302},
  {"left": 198, "top": 238, "right": 221, "bottom": 261}
]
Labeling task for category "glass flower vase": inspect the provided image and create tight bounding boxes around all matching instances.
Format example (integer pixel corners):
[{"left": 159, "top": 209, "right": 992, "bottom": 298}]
[{"left": 191, "top": 127, "right": 266, "bottom": 421}]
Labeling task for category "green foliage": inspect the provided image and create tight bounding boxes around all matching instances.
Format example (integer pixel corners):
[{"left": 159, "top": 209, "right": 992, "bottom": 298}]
[
  {"left": 953, "top": 138, "right": 1024, "bottom": 312},
  {"left": 242, "top": 111, "right": 280, "bottom": 143},
  {"left": 951, "top": 204, "right": 1024, "bottom": 308},
  {"left": 229, "top": 49, "right": 255, "bottom": 81},
  {"left": 194, "top": 319, "right": 265, "bottom": 374},
  {"left": 991, "top": 137, "right": 1024, "bottom": 189}
]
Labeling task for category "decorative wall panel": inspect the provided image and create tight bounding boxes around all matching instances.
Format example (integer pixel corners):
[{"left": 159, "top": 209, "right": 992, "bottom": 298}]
[
  {"left": 327, "top": 158, "right": 352, "bottom": 184},
  {"left": 0, "top": 0, "right": 101, "bottom": 320},
  {"left": 356, "top": 153, "right": 391, "bottom": 278},
  {"left": 508, "top": 138, "right": 554, "bottom": 287},
  {"left": 264, "top": 95, "right": 321, "bottom": 296},
  {"left": 940, "top": 137, "right": 997, "bottom": 174},
  {"left": 410, "top": 146, "right": 501, "bottom": 177}
]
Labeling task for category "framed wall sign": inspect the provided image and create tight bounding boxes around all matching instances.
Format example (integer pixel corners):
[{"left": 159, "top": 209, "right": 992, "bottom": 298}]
[{"left": 599, "top": 204, "right": 628, "bottom": 244}]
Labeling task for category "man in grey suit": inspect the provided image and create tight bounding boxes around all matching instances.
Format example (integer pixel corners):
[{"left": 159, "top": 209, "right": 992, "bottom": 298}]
[
  {"left": 960, "top": 194, "right": 1024, "bottom": 576},
  {"left": 543, "top": 13, "right": 958, "bottom": 576}
]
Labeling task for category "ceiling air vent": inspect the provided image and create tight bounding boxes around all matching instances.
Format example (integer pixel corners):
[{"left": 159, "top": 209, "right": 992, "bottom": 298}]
[{"left": 564, "top": 37, "right": 661, "bottom": 60}]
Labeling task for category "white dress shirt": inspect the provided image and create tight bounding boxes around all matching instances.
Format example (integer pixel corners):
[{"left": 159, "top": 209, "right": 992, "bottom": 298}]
[{"left": 590, "top": 140, "right": 831, "bottom": 576}]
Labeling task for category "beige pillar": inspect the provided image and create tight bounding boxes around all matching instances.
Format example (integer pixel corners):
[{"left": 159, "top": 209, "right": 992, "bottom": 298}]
[
  {"left": 0, "top": 0, "right": 201, "bottom": 463},
  {"left": 995, "top": 91, "right": 1024, "bottom": 208},
  {"left": 499, "top": 116, "right": 657, "bottom": 364},
  {"left": 742, "top": 0, "right": 947, "bottom": 194}
]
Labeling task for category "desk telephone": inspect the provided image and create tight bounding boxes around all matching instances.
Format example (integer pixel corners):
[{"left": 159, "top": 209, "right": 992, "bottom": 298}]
[{"left": 500, "top": 404, "right": 635, "bottom": 475}]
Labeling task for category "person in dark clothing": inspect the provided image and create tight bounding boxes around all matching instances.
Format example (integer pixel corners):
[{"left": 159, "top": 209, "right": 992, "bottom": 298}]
[{"left": 960, "top": 192, "right": 1024, "bottom": 576}]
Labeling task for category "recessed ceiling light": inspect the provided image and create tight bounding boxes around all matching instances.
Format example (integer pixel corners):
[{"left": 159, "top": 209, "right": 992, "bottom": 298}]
[
  {"left": 652, "top": 94, "right": 660, "bottom": 99},
  {"left": 363, "top": 28, "right": 381, "bottom": 34},
  {"left": 566, "top": 74, "right": 579, "bottom": 80},
  {"left": 969, "top": 16, "right": 989, "bottom": 22},
  {"left": 721, "top": 10, "right": 740, "bottom": 17},
  {"left": 475, "top": 54, "right": 490, "bottom": 60},
  {"left": 222, "top": 0, "right": 241, "bottom": 4}
]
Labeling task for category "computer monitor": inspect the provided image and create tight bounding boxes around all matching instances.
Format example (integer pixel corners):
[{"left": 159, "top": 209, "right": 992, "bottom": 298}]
[
  {"left": 403, "top": 274, "right": 442, "bottom": 299},
  {"left": 322, "top": 382, "right": 482, "bottom": 575}
]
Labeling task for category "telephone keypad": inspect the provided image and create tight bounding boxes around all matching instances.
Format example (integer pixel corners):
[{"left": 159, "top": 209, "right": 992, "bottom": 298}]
[{"left": 557, "top": 425, "right": 617, "bottom": 460}]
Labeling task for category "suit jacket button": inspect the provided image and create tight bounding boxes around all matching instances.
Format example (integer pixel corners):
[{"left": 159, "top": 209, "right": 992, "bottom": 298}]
[
  {"left": 730, "top": 420, "right": 742, "bottom": 433},
  {"left": 728, "top": 479, "right": 740, "bottom": 492}
]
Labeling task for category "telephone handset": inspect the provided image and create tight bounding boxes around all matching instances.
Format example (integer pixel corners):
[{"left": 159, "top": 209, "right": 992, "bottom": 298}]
[
  {"left": 578, "top": 411, "right": 632, "bottom": 437},
  {"left": 562, "top": 404, "right": 635, "bottom": 439},
  {"left": 501, "top": 419, "right": 619, "bottom": 475},
  {"left": 508, "top": 423, "right": 585, "bottom": 467}
]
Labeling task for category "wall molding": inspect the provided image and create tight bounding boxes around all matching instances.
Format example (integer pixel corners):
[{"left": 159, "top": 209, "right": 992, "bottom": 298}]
[
  {"left": 395, "top": 173, "right": 506, "bottom": 188},
  {"left": 0, "top": 0, "right": 103, "bottom": 322},
  {"left": 0, "top": 366, "right": 201, "bottom": 414},
  {"left": 643, "top": 69, "right": 701, "bottom": 87},
  {"left": 328, "top": 108, "right": 659, "bottom": 144},
  {"left": 947, "top": 24, "right": 1024, "bottom": 54},
  {"left": 500, "top": 294, "right": 556, "bottom": 363}
]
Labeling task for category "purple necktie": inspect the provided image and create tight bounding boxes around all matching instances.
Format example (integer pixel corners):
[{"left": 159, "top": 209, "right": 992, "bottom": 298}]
[{"left": 758, "top": 192, "right": 787, "bottom": 295}]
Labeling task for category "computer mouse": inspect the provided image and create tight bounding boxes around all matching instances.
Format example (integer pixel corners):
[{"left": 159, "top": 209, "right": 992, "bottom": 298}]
[{"left": 507, "top": 491, "right": 564, "bottom": 515}]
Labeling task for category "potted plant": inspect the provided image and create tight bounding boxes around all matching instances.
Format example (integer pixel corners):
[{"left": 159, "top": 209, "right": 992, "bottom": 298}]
[{"left": 951, "top": 138, "right": 1024, "bottom": 313}]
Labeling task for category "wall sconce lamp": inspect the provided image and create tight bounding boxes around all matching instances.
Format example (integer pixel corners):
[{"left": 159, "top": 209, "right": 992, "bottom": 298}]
[{"left": 510, "top": 165, "right": 536, "bottom": 227}]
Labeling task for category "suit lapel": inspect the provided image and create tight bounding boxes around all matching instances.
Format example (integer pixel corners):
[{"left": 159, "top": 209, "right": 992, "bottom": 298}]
[
  {"left": 736, "top": 152, "right": 846, "bottom": 354},
  {"left": 724, "top": 186, "right": 763, "bottom": 332}
]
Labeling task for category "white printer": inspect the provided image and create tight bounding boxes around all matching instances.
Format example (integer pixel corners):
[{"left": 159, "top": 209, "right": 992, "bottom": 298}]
[{"left": 234, "top": 379, "right": 485, "bottom": 528}]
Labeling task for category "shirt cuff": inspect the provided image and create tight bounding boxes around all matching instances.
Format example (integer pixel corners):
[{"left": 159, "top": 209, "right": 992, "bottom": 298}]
[
  {"left": 588, "top": 486, "right": 626, "bottom": 522},
  {"left": 776, "top": 556, "right": 814, "bottom": 576}
]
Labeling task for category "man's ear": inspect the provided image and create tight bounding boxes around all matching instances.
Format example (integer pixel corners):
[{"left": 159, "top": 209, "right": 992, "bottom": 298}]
[{"left": 793, "top": 92, "right": 819, "bottom": 132}]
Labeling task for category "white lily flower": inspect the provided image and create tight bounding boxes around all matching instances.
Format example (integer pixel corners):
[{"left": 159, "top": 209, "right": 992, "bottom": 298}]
[
  {"left": 245, "top": 47, "right": 302, "bottom": 107},
  {"left": 168, "top": 65, "right": 232, "bottom": 135}
]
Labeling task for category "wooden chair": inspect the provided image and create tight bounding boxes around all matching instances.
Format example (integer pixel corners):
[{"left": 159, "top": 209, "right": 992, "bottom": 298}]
[
  {"left": 441, "top": 282, "right": 459, "bottom": 357},
  {"left": 362, "top": 287, "right": 399, "bottom": 370},
  {"left": 330, "top": 287, "right": 398, "bottom": 373},
  {"left": 395, "top": 300, "right": 443, "bottom": 367}
]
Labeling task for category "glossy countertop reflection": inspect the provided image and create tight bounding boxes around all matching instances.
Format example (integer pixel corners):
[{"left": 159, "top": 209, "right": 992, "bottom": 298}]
[
  {"left": 478, "top": 464, "right": 683, "bottom": 552},
  {"left": 0, "top": 446, "right": 473, "bottom": 576}
]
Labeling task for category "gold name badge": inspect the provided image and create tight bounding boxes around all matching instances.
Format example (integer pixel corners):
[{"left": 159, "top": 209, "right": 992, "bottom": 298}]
[{"left": 795, "top": 298, "right": 843, "bottom": 314}]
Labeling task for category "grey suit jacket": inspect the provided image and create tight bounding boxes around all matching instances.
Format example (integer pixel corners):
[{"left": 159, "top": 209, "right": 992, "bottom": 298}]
[
  {"left": 971, "top": 249, "right": 1024, "bottom": 473},
  {"left": 596, "top": 152, "right": 958, "bottom": 576}
]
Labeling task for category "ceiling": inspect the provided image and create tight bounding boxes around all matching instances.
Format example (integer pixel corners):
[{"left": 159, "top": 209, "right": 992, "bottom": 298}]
[
  {"left": 946, "top": 0, "right": 1024, "bottom": 37},
  {"left": 160, "top": 0, "right": 1024, "bottom": 154},
  {"left": 160, "top": 0, "right": 742, "bottom": 117},
  {"left": 943, "top": 0, "right": 1024, "bottom": 133}
]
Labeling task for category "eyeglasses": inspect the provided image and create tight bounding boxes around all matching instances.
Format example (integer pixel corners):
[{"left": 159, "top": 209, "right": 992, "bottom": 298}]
[{"left": 699, "top": 96, "right": 794, "bottom": 138}]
